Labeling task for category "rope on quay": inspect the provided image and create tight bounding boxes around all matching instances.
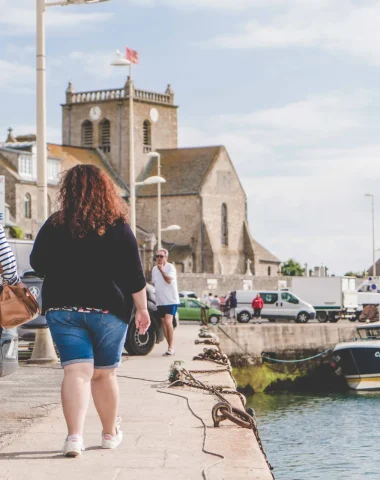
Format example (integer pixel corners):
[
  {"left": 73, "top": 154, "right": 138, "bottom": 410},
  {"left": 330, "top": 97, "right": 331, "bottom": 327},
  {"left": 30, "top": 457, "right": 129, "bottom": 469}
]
[{"left": 261, "top": 347, "right": 334, "bottom": 363}]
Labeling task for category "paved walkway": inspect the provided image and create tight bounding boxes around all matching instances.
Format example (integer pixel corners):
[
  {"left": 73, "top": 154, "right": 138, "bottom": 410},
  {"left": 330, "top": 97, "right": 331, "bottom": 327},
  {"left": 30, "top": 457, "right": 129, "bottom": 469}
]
[{"left": 0, "top": 325, "right": 272, "bottom": 480}]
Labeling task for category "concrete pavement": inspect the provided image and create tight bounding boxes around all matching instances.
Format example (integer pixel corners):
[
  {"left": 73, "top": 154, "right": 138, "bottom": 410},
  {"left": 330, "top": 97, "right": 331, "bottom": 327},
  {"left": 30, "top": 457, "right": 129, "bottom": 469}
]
[{"left": 0, "top": 325, "right": 272, "bottom": 480}]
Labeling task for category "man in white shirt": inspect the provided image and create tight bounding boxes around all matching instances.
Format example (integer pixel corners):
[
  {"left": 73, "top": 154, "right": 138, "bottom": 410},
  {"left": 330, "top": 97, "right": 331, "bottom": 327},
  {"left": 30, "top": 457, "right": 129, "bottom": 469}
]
[{"left": 151, "top": 249, "right": 180, "bottom": 356}]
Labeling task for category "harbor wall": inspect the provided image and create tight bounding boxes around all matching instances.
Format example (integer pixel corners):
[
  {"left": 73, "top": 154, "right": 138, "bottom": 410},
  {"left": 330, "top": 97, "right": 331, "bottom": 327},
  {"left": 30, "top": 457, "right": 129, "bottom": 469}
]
[
  {"left": 212, "top": 324, "right": 357, "bottom": 393},
  {"left": 213, "top": 323, "right": 357, "bottom": 357}
]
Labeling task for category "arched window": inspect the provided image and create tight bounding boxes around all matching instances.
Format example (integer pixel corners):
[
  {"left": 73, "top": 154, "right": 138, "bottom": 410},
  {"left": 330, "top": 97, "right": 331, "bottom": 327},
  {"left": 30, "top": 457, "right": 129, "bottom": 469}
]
[
  {"left": 268, "top": 266, "right": 272, "bottom": 276},
  {"left": 143, "top": 120, "right": 152, "bottom": 153},
  {"left": 221, "top": 203, "right": 228, "bottom": 246},
  {"left": 47, "top": 195, "right": 52, "bottom": 215},
  {"left": 81, "top": 120, "right": 93, "bottom": 147},
  {"left": 24, "top": 193, "right": 31, "bottom": 219},
  {"left": 99, "top": 119, "right": 111, "bottom": 153}
]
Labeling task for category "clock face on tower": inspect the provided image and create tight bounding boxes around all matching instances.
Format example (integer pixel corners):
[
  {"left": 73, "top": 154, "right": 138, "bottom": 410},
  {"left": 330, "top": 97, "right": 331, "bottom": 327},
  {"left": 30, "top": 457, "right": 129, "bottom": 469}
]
[
  {"left": 89, "top": 106, "right": 102, "bottom": 121},
  {"left": 150, "top": 108, "right": 159, "bottom": 123}
]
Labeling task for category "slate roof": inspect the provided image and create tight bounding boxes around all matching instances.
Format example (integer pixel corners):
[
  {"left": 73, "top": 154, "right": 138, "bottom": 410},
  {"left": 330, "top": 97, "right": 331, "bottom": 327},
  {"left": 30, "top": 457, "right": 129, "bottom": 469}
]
[
  {"left": 137, "top": 146, "right": 222, "bottom": 197},
  {"left": 252, "top": 238, "right": 281, "bottom": 264},
  {"left": 48, "top": 144, "right": 129, "bottom": 196}
]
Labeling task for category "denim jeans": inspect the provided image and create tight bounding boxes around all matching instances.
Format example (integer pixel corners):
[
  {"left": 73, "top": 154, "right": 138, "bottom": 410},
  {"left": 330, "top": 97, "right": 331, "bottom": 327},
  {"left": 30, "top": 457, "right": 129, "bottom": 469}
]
[{"left": 46, "top": 310, "right": 128, "bottom": 368}]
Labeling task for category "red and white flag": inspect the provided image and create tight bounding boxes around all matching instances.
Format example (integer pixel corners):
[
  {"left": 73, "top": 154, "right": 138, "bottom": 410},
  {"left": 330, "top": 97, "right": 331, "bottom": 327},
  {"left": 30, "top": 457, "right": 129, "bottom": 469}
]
[{"left": 126, "top": 48, "right": 139, "bottom": 64}]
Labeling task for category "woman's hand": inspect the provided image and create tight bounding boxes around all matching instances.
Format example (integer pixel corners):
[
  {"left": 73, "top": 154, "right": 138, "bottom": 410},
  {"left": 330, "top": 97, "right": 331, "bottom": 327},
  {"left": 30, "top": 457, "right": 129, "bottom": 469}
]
[{"left": 135, "top": 309, "right": 151, "bottom": 335}]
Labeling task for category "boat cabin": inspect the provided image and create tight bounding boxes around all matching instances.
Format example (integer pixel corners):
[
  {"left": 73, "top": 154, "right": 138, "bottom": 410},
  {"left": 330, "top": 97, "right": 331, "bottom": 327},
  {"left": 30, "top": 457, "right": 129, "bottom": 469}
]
[{"left": 356, "top": 322, "right": 380, "bottom": 340}]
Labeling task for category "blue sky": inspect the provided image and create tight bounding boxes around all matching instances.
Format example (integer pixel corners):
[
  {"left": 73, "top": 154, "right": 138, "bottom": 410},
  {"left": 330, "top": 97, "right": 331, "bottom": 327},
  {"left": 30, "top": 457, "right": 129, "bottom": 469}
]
[{"left": 1, "top": 0, "right": 380, "bottom": 275}]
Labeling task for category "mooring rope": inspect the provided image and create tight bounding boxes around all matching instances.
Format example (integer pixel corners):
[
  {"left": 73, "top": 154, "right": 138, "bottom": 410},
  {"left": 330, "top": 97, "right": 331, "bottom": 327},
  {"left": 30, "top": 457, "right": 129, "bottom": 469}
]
[{"left": 261, "top": 347, "right": 334, "bottom": 363}]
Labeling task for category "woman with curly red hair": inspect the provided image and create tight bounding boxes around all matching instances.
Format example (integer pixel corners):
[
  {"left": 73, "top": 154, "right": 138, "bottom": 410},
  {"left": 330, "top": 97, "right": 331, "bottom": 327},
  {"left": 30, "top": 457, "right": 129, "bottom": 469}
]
[{"left": 30, "top": 164, "right": 150, "bottom": 457}]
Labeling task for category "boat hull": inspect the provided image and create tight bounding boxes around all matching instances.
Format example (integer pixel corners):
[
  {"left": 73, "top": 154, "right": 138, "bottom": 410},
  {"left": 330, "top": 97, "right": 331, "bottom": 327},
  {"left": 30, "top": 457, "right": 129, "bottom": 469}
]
[{"left": 333, "top": 341, "right": 380, "bottom": 391}]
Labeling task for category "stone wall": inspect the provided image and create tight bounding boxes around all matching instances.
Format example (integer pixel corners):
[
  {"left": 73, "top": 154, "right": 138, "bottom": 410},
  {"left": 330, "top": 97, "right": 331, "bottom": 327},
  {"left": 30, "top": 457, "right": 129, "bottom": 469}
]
[
  {"left": 176, "top": 273, "right": 286, "bottom": 297},
  {"left": 15, "top": 184, "right": 58, "bottom": 238},
  {"left": 201, "top": 148, "right": 247, "bottom": 275}
]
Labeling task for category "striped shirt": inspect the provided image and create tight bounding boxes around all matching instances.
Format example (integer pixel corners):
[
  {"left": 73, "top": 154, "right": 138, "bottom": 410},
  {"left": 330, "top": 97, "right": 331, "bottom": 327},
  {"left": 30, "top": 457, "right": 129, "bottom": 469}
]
[{"left": 0, "top": 226, "right": 20, "bottom": 285}]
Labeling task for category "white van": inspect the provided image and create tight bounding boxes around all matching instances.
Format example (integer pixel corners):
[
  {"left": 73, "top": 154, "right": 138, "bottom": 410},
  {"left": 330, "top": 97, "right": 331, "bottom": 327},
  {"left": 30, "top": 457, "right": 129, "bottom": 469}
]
[{"left": 235, "top": 290, "right": 316, "bottom": 323}]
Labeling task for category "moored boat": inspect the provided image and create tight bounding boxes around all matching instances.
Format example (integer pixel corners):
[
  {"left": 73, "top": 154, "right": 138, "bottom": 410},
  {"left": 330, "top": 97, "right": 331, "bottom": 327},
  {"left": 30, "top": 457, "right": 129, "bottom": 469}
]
[{"left": 332, "top": 322, "right": 380, "bottom": 390}]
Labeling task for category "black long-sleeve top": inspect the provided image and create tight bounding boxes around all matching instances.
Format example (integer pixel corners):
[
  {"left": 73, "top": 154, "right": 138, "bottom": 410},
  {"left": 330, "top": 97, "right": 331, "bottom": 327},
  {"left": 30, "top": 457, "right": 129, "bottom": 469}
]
[{"left": 30, "top": 217, "right": 146, "bottom": 323}]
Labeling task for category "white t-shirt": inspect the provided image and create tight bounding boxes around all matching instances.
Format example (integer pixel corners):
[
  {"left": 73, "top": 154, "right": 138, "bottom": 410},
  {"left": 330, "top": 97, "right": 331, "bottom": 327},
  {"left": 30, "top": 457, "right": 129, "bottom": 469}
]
[{"left": 152, "top": 263, "right": 180, "bottom": 306}]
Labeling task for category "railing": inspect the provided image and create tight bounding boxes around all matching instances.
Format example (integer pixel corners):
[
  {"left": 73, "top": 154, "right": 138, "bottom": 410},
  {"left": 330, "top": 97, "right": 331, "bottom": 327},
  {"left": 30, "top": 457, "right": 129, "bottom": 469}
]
[
  {"left": 72, "top": 89, "right": 126, "bottom": 104},
  {"left": 134, "top": 89, "right": 171, "bottom": 104},
  {"left": 71, "top": 88, "right": 172, "bottom": 105},
  {"left": 143, "top": 145, "right": 152, "bottom": 154}
]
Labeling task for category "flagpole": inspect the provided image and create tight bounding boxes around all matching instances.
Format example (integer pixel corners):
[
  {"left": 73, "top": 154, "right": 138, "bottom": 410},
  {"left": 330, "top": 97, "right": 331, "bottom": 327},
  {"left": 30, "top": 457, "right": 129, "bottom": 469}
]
[{"left": 128, "top": 62, "right": 136, "bottom": 235}]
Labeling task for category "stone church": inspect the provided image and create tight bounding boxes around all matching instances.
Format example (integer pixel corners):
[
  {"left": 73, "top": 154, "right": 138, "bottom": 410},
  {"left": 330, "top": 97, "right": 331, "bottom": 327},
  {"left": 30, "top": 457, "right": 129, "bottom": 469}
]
[{"left": 1, "top": 78, "right": 280, "bottom": 277}]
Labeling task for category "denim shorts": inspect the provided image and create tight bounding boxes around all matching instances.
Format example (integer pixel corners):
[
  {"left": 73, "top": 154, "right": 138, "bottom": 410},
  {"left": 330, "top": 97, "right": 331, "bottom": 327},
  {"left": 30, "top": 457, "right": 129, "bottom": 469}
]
[{"left": 46, "top": 310, "right": 128, "bottom": 369}]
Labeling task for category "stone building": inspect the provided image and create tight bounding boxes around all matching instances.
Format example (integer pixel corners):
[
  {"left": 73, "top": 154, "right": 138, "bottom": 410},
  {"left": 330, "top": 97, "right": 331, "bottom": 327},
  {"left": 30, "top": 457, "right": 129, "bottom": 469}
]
[
  {"left": 0, "top": 129, "right": 128, "bottom": 239},
  {"left": 0, "top": 78, "right": 280, "bottom": 277},
  {"left": 136, "top": 146, "right": 280, "bottom": 276}
]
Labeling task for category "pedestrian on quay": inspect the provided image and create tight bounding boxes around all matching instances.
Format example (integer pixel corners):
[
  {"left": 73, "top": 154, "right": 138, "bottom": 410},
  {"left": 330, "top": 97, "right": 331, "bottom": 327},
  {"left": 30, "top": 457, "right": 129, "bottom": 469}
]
[
  {"left": 252, "top": 293, "right": 264, "bottom": 322},
  {"left": 30, "top": 164, "right": 150, "bottom": 458},
  {"left": 211, "top": 294, "right": 221, "bottom": 309},
  {"left": 229, "top": 291, "right": 237, "bottom": 323},
  {"left": 205, "top": 292, "right": 213, "bottom": 307},
  {"left": 152, "top": 248, "right": 180, "bottom": 356}
]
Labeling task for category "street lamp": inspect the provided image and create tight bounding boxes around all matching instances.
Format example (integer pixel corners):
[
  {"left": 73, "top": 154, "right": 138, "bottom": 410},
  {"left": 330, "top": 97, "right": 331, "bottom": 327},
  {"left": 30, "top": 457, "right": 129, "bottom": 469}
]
[
  {"left": 135, "top": 176, "right": 166, "bottom": 187},
  {"left": 36, "top": 0, "right": 110, "bottom": 228},
  {"left": 162, "top": 225, "right": 181, "bottom": 232},
  {"left": 365, "top": 193, "right": 376, "bottom": 277},
  {"left": 110, "top": 50, "right": 136, "bottom": 235}
]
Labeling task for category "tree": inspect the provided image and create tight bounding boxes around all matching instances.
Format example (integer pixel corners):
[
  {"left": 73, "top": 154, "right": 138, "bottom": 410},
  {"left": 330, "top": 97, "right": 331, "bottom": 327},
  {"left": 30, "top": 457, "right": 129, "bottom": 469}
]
[
  {"left": 281, "top": 259, "right": 305, "bottom": 276},
  {"left": 344, "top": 271, "right": 366, "bottom": 278}
]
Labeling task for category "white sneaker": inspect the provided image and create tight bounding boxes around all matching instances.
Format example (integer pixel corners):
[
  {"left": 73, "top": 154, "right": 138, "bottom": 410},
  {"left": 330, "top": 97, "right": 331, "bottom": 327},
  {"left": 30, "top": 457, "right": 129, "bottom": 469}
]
[
  {"left": 101, "top": 417, "right": 123, "bottom": 449},
  {"left": 163, "top": 349, "right": 175, "bottom": 356},
  {"left": 63, "top": 435, "right": 85, "bottom": 457}
]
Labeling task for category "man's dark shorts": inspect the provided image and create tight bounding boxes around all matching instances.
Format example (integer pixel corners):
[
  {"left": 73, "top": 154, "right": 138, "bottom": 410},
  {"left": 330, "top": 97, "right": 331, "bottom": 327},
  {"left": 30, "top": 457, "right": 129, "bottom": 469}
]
[{"left": 157, "top": 304, "right": 179, "bottom": 318}]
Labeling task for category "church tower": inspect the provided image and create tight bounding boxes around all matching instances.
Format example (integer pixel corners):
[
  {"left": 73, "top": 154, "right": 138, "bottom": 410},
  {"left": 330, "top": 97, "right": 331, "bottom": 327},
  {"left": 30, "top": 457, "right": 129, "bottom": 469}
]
[{"left": 61, "top": 79, "right": 178, "bottom": 184}]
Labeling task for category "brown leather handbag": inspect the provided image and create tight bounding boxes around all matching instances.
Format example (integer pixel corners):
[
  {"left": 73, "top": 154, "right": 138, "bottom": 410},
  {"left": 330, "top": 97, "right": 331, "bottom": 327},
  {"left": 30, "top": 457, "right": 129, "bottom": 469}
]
[{"left": 0, "top": 276, "right": 41, "bottom": 329}]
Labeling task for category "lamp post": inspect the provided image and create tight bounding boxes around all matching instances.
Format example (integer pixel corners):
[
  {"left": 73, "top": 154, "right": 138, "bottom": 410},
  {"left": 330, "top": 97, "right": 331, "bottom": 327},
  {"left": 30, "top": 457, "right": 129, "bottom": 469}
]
[
  {"left": 111, "top": 50, "right": 136, "bottom": 234},
  {"left": 148, "top": 152, "right": 164, "bottom": 248},
  {"left": 36, "top": 0, "right": 110, "bottom": 228},
  {"left": 365, "top": 193, "right": 376, "bottom": 277}
]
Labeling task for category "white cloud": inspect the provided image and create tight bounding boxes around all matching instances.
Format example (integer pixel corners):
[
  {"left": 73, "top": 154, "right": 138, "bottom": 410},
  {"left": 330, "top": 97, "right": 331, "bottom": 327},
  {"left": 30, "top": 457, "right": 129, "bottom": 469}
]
[
  {"left": 204, "top": 1, "right": 380, "bottom": 66},
  {"left": 179, "top": 89, "right": 380, "bottom": 274},
  {"left": 0, "top": 60, "right": 34, "bottom": 89},
  {"left": 0, "top": 0, "right": 113, "bottom": 35},
  {"left": 67, "top": 51, "right": 116, "bottom": 78},
  {"left": 130, "top": 0, "right": 329, "bottom": 10}
]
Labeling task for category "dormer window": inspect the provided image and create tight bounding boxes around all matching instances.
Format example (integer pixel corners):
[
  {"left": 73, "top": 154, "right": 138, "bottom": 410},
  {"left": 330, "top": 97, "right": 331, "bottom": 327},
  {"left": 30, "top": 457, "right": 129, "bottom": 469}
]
[
  {"left": 48, "top": 159, "right": 60, "bottom": 183},
  {"left": 19, "top": 155, "right": 33, "bottom": 178}
]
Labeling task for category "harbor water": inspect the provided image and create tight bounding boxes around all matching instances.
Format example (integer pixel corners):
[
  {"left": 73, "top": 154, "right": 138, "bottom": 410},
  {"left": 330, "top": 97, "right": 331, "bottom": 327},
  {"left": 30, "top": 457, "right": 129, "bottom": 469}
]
[{"left": 247, "top": 393, "right": 380, "bottom": 480}]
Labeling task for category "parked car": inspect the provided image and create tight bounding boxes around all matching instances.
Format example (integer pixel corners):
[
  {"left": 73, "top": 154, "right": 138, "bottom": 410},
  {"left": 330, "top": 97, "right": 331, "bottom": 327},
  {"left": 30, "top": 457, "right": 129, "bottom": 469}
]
[
  {"left": 235, "top": 289, "right": 316, "bottom": 323},
  {"left": 179, "top": 291, "right": 198, "bottom": 299},
  {"left": 0, "top": 327, "right": 18, "bottom": 377},
  {"left": 18, "top": 272, "right": 167, "bottom": 357},
  {"left": 17, "top": 270, "right": 46, "bottom": 341},
  {"left": 178, "top": 297, "right": 222, "bottom": 324},
  {"left": 125, "top": 283, "right": 167, "bottom": 356}
]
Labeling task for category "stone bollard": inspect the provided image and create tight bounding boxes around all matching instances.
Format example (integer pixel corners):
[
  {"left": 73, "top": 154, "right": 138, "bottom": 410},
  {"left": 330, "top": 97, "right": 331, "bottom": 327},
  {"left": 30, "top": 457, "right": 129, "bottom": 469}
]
[{"left": 27, "top": 328, "right": 59, "bottom": 365}]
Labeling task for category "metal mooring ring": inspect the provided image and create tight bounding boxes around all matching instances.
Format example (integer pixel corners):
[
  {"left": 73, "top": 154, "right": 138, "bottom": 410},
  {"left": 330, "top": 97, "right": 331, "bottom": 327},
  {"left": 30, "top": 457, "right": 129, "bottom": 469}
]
[{"left": 212, "top": 401, "right": 232, "bottom": 427}]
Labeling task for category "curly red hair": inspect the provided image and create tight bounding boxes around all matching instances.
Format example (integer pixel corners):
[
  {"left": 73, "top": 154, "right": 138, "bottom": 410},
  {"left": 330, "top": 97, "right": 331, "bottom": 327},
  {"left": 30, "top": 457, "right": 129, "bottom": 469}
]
[{"left": 53, "top": 164, "right": 128, "bottom": 238}]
